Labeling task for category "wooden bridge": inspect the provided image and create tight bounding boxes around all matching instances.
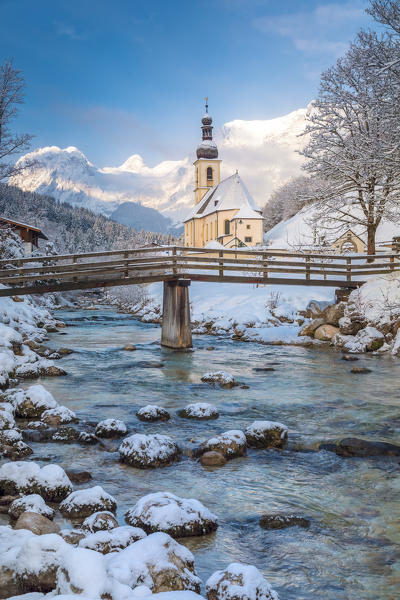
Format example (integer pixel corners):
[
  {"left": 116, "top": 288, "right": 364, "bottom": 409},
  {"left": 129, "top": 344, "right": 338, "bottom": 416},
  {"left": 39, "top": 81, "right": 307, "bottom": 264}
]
[{"left": 0, "top": 245, "right": 398, "bottom": 348}]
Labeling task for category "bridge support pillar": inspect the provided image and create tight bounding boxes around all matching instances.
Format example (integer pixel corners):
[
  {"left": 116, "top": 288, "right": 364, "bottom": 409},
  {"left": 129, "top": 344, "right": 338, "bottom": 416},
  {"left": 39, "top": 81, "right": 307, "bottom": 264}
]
[{"left": 161, "top": 279, "right": 192, "bottom": 349}]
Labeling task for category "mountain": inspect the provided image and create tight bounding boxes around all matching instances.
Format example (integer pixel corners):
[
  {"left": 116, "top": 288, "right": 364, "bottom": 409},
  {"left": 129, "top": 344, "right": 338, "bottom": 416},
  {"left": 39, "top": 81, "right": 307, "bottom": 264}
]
[{"left": 10, "top": 106, "right": 309, "bottom": 226}]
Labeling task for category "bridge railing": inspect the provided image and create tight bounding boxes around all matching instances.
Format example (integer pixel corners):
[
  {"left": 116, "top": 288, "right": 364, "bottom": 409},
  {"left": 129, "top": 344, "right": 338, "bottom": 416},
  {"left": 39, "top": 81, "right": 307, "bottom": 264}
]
[{"left": 0, "top": 245, "right": 399, "bottom": 296}]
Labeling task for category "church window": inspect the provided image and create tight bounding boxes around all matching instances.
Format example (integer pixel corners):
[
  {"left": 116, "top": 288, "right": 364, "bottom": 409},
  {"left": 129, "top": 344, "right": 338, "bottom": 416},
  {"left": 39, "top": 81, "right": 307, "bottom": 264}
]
[
  {"left": 224, "top": 219, "right": 230, "bottom": 235},
  {"left": 207, "top": 167, "right": 213, "bottom": 181},
  {"left": 245, "top": 236, "right": 252, "bottom": 243},
  {"left": 246, "top": 224, "right": 251, "bottom": 229}
]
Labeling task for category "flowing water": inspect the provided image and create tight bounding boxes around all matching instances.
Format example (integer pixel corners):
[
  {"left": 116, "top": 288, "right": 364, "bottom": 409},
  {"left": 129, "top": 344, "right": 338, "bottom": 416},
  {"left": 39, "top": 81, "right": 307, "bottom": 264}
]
[{"left": 17, "top": 308, "right": 400, "bottom": 599}]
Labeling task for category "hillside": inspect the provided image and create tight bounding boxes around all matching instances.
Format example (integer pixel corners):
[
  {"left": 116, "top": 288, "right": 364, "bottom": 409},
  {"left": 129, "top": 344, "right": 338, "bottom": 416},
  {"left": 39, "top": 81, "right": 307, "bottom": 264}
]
[
  {"left": 10, "top": 106, "right": 309, "bottom": 224},
  {"left": 0, "top": 184, "right": 172, "bottom": 254}
]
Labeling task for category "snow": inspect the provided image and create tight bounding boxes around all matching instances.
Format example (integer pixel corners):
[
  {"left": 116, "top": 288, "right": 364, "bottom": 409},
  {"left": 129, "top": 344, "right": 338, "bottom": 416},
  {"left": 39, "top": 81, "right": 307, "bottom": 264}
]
[
  {"left": 0, "top": 461, "right": 72, "bottom": 495},
  {"left": 0, "top": 408, "right": 16, "bottom": 430},
  {"left": 125, "top": 492, "right": 218, "bottom": 534},
  {"left": 180, "top": 403, "right": 219, "bottom": 419},
  {"left": 119, "top": 434, "right": 179, "bottom": 466},
  {"left": 95, "top": 419, "right": 127, "bottom": 435},
  {"left": 82, "top": 511, "right": 117, "bottom": 532},
  {"left": 18, "top": 384, "right": 58, "bottom": 412},
  {"left": 79, "top": 525, "right": 146, "bottom": 553},
  {"left": 106, "top": 531, "right": 201, "bottom": 592},
  {"left": 245, "top": 421, "right": 288, "bottom": 440},
  {"left": 9, "top": 494, "right": 55, "bottom": 520},
  {"left": 0, "top": 428, "right": 22, "bottom": 443},
  {"left": 137, "top": 405, "right": 170, "bottom": 420},
  {"left": 334, "top": 326, "right": 384, "bottom": 353},
  {"left": 60, "top": 486, "right": 117, "bottom": 517},
  {"left": 42, "top": 405, "right": 77, "bottom": 424},
  {"left": 206, "top": 562, "right": 279, "bottom": 600},
  {"left": 0, "top": 323, "right": 23, "bottom": 347},
  {"left": 56, "top": 546, "right": 110, "bottom": 597}
]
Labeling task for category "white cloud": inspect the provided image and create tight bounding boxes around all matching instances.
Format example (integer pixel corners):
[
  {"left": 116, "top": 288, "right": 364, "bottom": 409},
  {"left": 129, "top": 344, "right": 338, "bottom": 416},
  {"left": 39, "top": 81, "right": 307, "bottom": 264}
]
[
  {"left": 55, "top": 23, "right": 87, "bottom": 41},
  {"left": 253, "top": 1, "right": 368, "bottom": 56}
]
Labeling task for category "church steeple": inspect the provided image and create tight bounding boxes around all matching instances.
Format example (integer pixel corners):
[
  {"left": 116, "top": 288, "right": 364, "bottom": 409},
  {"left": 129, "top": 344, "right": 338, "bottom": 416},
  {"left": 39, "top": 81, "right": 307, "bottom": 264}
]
[
  {"left": 196, "top": 98, "right": 218, "bottom": 159},
  {"left": 193, "top": 98, "right": 221, "bottom": 205}
]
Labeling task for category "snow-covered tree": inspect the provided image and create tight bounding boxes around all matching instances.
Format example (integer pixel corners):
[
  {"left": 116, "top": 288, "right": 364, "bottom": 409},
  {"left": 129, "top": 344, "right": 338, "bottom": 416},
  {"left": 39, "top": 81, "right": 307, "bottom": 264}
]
[
  {"left": 301, "top": 30, "right": 400, "bottom": 256},
  {"left": 263, "top": 176, "right": 324, "bottom": 232},
  {"left": 368, "top": 1, "right": 400, "bottom": 37},
  {"left": 0, "top": 59, "right": 33, "bottom": 181}
]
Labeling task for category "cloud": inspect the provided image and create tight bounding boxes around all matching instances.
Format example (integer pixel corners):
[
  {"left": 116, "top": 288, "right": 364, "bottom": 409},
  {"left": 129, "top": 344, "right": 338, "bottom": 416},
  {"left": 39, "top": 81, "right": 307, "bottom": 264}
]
[
  {"left": 55, "top": 23, "right": 87, "bottom": 41},
  {"left": 253, "top": 1, "right": 368, "bottom": 56}
]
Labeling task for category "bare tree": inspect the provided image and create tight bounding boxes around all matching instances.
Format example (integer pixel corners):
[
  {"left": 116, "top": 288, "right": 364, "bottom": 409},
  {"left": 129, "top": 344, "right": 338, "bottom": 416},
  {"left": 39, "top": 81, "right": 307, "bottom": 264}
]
[
  {"left": 0, "top": 59, "right": 33, "bottom": 181},
  {"left": 368, "top": 1, "right": 400, "bottom": 36},
  {"left": 301, "top": 31, "right": 400, "bottom": 256}
]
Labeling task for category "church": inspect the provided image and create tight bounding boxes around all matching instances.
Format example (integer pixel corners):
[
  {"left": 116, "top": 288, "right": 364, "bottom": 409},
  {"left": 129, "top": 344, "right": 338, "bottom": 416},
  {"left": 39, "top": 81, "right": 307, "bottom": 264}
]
[{"left": 184, "top": 102, "right": 264, "bottom": 248}]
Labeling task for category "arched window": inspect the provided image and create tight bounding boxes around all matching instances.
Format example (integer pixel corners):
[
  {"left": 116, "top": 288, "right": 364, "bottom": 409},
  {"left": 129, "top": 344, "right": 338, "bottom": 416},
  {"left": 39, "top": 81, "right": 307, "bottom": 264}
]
[
  {"left": 207, "top": 167, "right": 213, "bottom": 181},
  {"left": 205, "top": 224, "right": 208, "bottom": 240},
  {"left": 224, "top": 219, "right": 230, "bottom": 235}
]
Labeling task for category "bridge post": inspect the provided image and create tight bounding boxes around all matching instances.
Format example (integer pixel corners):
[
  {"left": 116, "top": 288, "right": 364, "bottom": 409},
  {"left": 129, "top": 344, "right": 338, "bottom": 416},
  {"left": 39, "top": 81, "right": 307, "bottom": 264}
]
[{"left": 161, "top": 279, "right": 193, "bottom": 349}]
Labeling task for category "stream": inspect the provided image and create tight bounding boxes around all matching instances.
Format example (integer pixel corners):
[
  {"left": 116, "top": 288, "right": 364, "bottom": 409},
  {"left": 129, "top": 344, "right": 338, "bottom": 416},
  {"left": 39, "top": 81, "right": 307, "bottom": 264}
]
[{"left": 17, "top": 307, "right": 400, "bottom": 599}]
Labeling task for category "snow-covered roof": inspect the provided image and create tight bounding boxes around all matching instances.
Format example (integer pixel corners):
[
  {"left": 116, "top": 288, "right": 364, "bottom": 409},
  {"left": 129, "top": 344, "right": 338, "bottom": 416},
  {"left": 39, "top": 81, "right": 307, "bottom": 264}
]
[
  {"left": 185, "top": 173, "right": 262, "bottom": 221},
  {"left": 233, "top": 205, "right": 263, "bottom": 220}
]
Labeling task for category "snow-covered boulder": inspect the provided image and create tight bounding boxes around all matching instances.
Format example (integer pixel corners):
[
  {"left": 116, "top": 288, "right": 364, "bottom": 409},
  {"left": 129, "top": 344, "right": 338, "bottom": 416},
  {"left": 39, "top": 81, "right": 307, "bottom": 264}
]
[
  {"left": 82, "top": 510, "right": 118, "bottom": 533},
  {"left": 201, "top": 431, "right": 247, "bottom": 459},
  {"left": 60, "top": 485, "right": 117, "bottom": 519},
  {"left": 41, "top": 406, "right": 77, "bottom": 426},
  {"left": 106, "top": 531, "right": 201, "bottom": 593},
  {"left": 137, "top": 405, "right": 171, "bottom": 422},
  {"left": 313, "top": 324, "right": 339, "bottom": 342},
  {"left": 59, "top": 528, "right": 86, "bottom": 545},
  {"left": 0, "top": 439, "right": 33, "bottom": 460},
  {"left": 119, "top": 434, "right": 180, "bottom": 468},
  {"left": 0, "top": 527, "right": 68, "bottom": 594},
  {"left": 0, "top": 428, "right": 22, "bottom": 444},
  {"left": 14, "top": 385, "right": 58, "bottom": 418},
  {"left": 178, "top": 403, "right": 219, "bottom": 420},
  {"left": 0, "top": 461, "right": 72, "bottom": 501},
  {"left": 201, "top": 371, "right": 238, "bottom": 388},
  {"left": 56, "top": 546, "right": 109, "bottom": 597},
  {"left": 206, "top": 563, "right": 279, "bottom": 600},
  {"left": 334, "top": 326, "right": 385, "bottom": 353},
  {"left": 79, "top": 525, "right": 146, "bottom": 554},
  {"left": 14, "top": 511, "right": 60, "bottom": 535},
  {"left": 245, "top": 421, "right": 288, "bottom": 449},
  {"left": 95, "top": 418, "right": 127, "bottom": 438},
  {"left": 26, "top": 420, "right": 49, "bottom": 430},
  {"left": 9, "top": 494, "right": 55, "bottom": 521},
  {"left": 0, "top": 407, "right": 15, "bottom": 430},
  {"left": 125, "top": 492, "right": 218, "bottom": 538}
]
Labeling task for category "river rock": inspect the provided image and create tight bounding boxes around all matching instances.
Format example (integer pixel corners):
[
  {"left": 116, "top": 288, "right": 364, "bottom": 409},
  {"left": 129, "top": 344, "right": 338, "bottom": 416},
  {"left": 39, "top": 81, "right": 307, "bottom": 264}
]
[
  {"left": 106, "top": 532, "right": 202, "bottom": 593},
  {"left": 123, "top": 344, "right": 137, "bottom": 351},
  {"left": 299, "top": 318, "right": 325, "bottom": 338},
  {"left": 119, "top": 433, "right": 181, "bottom": 468},
  {"left": 42, "top": 406, "right": 78, "bottom": 426},
  {"left": 95, "top": 418, "right": 127, "bottom": 438},
  {"left": 341, "top": 354, "right": 359, "bottom": 361},
  {"left": 52, "top": 426, "right": 79, "bottom": 442},
  {"left": 79, "top": 525, "right": 146, "bottom": 554},
  {"left": 200, "top": 430, "right": 247, "bottom": 459},
  {"left": 259, "top": 514, "right": 310, "bottom": 530},
  {"left": 0, "top": 461, "right": 72, "bottom": 501},
  {"left": 65, "top": 470, "right": 93, "bottom": 484},
  {"left": 1, "top": 439, "right": 33, "bottom": 461},
  {"left": 125, "top": 492, "right": 218, "bottom": 538},
  {"left": 26, "top": 420, "right": 49, "bottom": 430},
  {"left": 57, "top": 347, "right": 74, "bottom": 355},
  {"left": 14, "top": 511, "right": 60, "bottom": 535},
  {"left": 137, "top": 405, "right": 171, "bottom": 422},
  {"left": 206, "top": 562, "right": 279, "bottom": 600},
  {"left": 42, "top": 365, "right": 67, "bottom": 377},
  {"left": 14, "top": 385, "right": 58, "bottom": 418},
  {"left": 179, "top": 402, "right": 219, "bottom": 420},
  {"left": 59, "top": 528, "right": 86, "bottom": 545},
  {"left": 9, "top": 494, "right": 55, "bottom": 521},
  {"left": 82, "top": 510, "right": 118, "bottom": 532},
  {"left": 200, "top": 451, "right": 227, "bottom": 467},
  {"left": 78, "top": 431, "right": 98, "bottom": 444},
  {"left": 351, "top": 367, "right": 372, "bottom": 374},
  {"left": 314, "top": 324, "right": 340, "bottom": 342},
  {"left": 322, "top": 437, "right": 400, "bottom": 457},
  {"left": 245, "top": 421, "right": 288, "bottom": 449},
  {"left": 60, "top": 485, "right": 117, "bottom": 519},
  {"left": 322, "top": 302, "right": 346, "bottom": 326},
  {"left": 201, "top": 371, "right": 238, "bottom": 388}
]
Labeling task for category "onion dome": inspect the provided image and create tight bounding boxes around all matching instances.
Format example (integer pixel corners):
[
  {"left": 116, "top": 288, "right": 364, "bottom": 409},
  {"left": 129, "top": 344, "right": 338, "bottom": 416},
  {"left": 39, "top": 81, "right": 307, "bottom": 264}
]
[{"left": 197, "top": 98, "right": 218, "bottom": 159}]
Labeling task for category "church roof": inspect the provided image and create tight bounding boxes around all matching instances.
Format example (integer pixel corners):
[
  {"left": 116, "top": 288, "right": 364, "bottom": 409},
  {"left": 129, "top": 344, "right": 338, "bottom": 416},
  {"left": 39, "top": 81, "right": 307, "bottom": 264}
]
[{"left": 185, "top": 172, "right": 262, "bottom": 221}]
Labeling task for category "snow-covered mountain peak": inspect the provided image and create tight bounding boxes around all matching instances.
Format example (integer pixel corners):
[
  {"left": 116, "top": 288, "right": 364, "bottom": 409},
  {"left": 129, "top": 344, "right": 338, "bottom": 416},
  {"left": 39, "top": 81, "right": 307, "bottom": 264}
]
[{"left": 10, "top": 105, "right": 310, "bottom": 224}]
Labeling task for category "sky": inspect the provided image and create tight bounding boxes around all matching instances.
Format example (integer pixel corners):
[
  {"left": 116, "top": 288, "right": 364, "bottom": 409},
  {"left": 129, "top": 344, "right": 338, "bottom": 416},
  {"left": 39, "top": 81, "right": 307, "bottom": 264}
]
[{"left": 1, "top": 0, "right": 376, "bottom": 167}]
